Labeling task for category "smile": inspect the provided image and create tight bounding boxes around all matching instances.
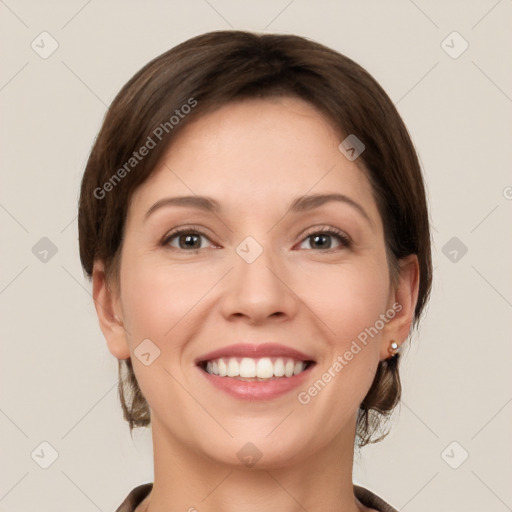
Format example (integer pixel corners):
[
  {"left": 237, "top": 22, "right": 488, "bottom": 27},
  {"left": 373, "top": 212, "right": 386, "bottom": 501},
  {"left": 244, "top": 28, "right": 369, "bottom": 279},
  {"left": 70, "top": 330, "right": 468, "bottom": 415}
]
[
  {"left": 201, "top": 357, "right": 313, "bottom": 380},
  {"left": 195, "top": 343, "right": 316, "bottom": 400}
]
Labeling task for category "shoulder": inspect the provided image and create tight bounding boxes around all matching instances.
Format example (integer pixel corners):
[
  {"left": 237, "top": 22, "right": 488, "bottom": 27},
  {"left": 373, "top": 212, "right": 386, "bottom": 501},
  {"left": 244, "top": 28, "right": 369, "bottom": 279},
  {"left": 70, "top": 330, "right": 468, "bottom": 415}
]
[
  {"left": 115, "top": 483, "right": 153, "bottom": 512},
  {"left": 354, "top": 485, "right": 398, "bottom": 512},
  {"left": 114, "top": 482, "right": 396, "bottom": 512}
]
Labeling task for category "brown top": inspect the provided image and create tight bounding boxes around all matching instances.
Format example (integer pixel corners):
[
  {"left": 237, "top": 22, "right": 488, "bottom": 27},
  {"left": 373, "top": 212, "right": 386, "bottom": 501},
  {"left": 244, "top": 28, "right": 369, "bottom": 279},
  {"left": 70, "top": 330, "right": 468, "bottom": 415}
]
[{"left": 115, "top": 483, "right": 398, "bottom": 512}]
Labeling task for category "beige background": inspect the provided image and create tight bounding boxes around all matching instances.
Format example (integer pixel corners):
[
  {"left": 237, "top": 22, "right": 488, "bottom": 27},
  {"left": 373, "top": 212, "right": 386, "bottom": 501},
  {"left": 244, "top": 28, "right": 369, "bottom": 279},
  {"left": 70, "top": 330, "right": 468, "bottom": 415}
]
[{"left": 1, "top": 1, "right": 511, "bottom": 511}]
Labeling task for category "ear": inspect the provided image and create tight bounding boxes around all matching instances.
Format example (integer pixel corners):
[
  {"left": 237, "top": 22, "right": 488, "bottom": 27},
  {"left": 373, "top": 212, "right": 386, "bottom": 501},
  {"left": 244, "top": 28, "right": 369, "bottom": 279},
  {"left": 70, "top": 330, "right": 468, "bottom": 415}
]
[
  {"left": 92, "top": 260, "right": 131, "bottom": 360},
  {"left": 379, "top": 254, "right": 420, "bottom": 360}
]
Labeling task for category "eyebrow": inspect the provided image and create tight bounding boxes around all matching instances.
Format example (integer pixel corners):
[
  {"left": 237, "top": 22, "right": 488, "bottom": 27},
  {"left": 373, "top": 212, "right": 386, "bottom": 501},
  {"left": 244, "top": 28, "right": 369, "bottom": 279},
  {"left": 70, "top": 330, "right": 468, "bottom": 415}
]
[{"left": 144, "top": 193, "right": 373, "bottom": 227}]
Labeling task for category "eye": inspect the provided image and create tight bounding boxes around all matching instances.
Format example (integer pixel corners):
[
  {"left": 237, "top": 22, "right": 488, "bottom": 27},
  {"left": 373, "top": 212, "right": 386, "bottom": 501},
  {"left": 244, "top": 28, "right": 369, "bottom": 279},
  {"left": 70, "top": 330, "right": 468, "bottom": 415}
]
[
  {"left": 161, "top": 226, "right": 351, "bottom": 252},
  {"left": 297, "top": 227, "right": 351, "bottom": 251},
  {"left": 162, "top": 228, "right": 215, "bottom": 251}
]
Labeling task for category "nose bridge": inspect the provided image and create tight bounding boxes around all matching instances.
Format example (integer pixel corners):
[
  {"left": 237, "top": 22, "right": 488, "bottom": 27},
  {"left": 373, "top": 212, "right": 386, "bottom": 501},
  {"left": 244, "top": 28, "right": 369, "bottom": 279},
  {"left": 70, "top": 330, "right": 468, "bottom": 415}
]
[{"left": 219, "top": 234, "right": 297, "bottom": 322}]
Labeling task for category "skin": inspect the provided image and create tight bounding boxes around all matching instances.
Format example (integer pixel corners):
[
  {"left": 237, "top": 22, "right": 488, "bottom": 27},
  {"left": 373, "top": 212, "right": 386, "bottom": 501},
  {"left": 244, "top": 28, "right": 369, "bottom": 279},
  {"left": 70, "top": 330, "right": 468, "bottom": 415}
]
[{"left": 93, "top": 97, "right": 419, "bottom": 512}]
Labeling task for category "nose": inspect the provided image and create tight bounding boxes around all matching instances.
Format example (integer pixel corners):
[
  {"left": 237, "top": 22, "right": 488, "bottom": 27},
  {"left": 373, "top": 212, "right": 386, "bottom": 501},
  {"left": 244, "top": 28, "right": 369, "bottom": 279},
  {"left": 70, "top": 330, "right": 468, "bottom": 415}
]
[{"left": 218, "top": 241, "right": 299, "bottom": 325}]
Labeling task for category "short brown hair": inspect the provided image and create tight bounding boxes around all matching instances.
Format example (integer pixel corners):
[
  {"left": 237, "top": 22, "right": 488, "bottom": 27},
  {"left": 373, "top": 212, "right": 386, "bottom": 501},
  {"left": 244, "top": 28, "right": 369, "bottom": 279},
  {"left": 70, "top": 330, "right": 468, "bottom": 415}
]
[{"left": 78, "top": 30, "right": 432, "bottom": 446}]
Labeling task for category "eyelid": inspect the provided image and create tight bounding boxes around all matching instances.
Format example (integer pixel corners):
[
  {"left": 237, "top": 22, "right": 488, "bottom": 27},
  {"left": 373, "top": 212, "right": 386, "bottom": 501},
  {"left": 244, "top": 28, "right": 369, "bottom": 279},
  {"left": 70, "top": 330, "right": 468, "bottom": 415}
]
[
  {"left": 296, "top": 225, "right": 352, "bottom": 250},
  {"left": 161, "top": 224, "right": 352, "bottom": 251},
  {"left": 161, "top": 225, "right": 219, "bottom": 249}
]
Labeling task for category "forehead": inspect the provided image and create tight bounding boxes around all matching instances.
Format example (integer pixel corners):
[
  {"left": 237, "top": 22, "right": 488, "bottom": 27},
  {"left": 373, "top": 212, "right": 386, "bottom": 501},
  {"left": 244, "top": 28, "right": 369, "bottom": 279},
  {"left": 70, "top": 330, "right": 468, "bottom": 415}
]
[{"left": 128, "top": 97, "right": 380, "bottom": 226}]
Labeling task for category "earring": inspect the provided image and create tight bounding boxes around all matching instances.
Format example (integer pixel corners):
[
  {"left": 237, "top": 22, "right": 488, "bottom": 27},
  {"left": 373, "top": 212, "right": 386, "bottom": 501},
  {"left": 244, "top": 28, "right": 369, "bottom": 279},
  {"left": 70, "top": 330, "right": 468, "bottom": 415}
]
[{"left": 388, "top": 340, "right": 400, "bottom": 357}]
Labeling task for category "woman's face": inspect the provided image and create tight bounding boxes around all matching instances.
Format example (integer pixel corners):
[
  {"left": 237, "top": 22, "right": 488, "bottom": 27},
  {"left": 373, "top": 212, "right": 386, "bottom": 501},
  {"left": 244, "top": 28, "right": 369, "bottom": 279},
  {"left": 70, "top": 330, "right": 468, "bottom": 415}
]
[{"left": 96, "top": 96, "right": 417, "bottom": 468}]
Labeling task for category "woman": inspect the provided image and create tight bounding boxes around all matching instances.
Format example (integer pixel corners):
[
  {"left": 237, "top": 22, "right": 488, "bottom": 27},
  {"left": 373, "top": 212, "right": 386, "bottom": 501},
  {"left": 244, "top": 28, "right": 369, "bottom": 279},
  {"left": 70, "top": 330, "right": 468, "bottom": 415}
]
[{"left": 78, "top": 30, "right": 431, "bottom": 512}]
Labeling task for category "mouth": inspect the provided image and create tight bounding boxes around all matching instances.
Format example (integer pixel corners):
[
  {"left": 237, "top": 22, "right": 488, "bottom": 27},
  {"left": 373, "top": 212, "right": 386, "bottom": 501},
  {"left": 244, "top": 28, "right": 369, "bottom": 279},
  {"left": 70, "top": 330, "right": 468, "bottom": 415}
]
[
  {"left": 198, "top": 357, "right": 316, "bottom": 381},
  {"left": 195, "top": 343, "right": 316, "bottom": 400}
]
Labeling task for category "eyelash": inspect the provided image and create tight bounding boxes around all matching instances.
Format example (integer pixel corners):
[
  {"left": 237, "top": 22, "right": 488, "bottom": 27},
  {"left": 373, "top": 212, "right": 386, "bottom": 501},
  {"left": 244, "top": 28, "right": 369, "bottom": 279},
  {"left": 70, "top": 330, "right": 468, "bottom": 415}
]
[{"left": 160, "top": 225, "right": 352, "bottom": 252}]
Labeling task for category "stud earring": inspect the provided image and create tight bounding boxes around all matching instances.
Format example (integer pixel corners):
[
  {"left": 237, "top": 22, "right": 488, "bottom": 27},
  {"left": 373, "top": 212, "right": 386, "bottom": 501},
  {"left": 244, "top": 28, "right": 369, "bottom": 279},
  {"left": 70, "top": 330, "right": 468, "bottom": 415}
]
[{"left": 388, "top": 340, "right": 400, "bottom": 357}]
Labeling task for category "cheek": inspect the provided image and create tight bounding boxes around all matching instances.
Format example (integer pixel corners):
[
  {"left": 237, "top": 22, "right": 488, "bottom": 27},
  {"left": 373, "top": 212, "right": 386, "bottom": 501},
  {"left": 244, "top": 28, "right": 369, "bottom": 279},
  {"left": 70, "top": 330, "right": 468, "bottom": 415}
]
[
  {"left": 120, "top": 245, "right": 391, "bottom": 352},
  {"left": 292, "top": 260, "right": 389, "bottom": 427},
  {"left": 120, "top": 257, "right": 214, "bottom": 342},
  {"left": 118, "top": 258, "right": 210, "bottom": 411},
  {"left": 116, "top": 243, "right": 390, "bottom": 444},
  {"left": 296, "top": 256, "right": 390, "bottom": 344}
]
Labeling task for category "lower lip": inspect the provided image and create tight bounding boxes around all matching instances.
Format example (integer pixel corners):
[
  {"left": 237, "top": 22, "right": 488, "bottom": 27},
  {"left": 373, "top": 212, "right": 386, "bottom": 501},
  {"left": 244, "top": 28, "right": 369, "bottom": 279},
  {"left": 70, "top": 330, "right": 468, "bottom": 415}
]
[{"left": 198, "top": 365, "right": 315, "bottom": 400}]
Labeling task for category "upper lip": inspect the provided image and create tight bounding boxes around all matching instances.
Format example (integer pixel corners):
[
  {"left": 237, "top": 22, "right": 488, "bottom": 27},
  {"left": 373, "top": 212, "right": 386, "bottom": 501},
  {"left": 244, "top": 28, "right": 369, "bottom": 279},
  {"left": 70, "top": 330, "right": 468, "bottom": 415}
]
[{"left": 195, "top": 343, "right": 316, "bottom": 364}]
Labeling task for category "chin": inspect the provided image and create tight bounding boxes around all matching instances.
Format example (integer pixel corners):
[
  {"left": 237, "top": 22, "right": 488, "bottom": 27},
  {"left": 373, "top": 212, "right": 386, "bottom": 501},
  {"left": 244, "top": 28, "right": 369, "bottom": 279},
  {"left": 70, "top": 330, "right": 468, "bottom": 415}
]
[{"left": 197, "top": 429, "right": 308, "bottom": 471}]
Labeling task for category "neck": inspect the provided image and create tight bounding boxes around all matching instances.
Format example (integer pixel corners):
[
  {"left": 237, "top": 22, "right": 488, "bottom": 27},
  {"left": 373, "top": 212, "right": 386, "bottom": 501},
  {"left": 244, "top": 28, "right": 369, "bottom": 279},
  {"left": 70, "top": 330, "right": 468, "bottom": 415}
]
[{"left": 144, "top": 414, "right": 367, "bottom": 512}]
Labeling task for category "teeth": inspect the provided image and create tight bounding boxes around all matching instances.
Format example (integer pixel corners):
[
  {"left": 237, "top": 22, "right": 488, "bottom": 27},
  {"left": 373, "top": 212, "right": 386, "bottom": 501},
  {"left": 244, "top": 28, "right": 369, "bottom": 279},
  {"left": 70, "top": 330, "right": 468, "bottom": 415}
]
[
  {"left": 218, "top": 358, "right": 227, "bottom": 376},
  {"left": 227, "top": 358, "right": 238, "bottom": 377},
  {"left": 204, "top": 357, "right": 309, "bottom": 379},
  {"left": 240, "top": 358, "right": 256, "bottom": 378},
  {"left": 256, "top": 357, "right": 273, "bottom": 378},
  {"left": 285, "top": 359, "right": 295, "bottom": 377},
  {"left": 274, "top": 358, "right": 285, "bottom": 377}
]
